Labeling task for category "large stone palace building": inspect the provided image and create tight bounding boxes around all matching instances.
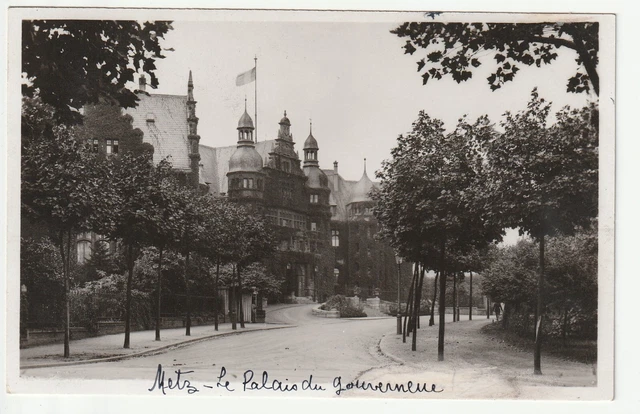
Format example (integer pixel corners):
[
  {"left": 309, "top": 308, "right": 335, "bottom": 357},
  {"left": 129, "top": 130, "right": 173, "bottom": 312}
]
[{"left": 119, "top": 72, "right": 408, "bottom": 302}]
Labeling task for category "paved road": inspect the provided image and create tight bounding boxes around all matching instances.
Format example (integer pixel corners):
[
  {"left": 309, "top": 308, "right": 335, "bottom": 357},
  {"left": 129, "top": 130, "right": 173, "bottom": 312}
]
[{"left": 21, "top": 305, "right": 399, "bottom": 394}]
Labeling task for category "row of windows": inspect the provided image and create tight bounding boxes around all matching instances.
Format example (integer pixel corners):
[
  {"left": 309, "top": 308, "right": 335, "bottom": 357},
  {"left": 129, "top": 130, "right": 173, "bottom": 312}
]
[
  {"left": 265, "top": 209, "right": 306, "bottom": 230},
  {"left": 88, "top": 139, "right": 119, "bottom": 154},
  {"left": 230, "top": 177, "right": 263, "bottom": 190}
]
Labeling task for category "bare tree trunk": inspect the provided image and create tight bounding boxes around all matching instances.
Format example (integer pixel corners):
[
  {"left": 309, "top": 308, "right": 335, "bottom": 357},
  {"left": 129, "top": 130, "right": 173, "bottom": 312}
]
[
  {"left": 534, "top": 234, "right": 545, "bottom": 375},
  {"left": 237, "top": 265, "right": 245, "bottom": 328},
  {"left": 437, "top": 240, "right": 446, "bottom": 361},
  {"left": 214, "top": 259, "right": 220, "bottom": 331},
  {"left": 411, "top": 264, "right": 425, "bottom": 351},
  {"left": 155, "top": 246, "right": 163, "bottom": 341},
  {"left": 469, "top": 271, "right": 473, "bottom": 321},
  {"left": 562, "top": 305, "right": 569, "bottom": 347},
  {"left": 124, "top": 243, "right": 134, "bottom": 349},
  {"left": 403, "top": 265, "right": 417, "bottom": 343},
  {"left": 429, "top": 271, "right": 438, "bottom": 326},
  {"left": 59, "top": 230, "right": 71, "bottom": 358},
  {"left": 230, "top": 265, "right": 237, "bottom": 330},
  {"left": 453, "top": 271, "right": 458, "bottom": 322},
  {"left": 185, "top": 251, "right": 192, "bottom": 336}
]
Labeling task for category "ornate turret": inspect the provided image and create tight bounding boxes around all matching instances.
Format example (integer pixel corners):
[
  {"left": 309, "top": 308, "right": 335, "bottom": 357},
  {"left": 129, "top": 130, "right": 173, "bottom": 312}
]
[
  {"left": 303, "top": 120, "right": 319, "bottom": 167},
  {"left": 229, "top": 100, "right": 262, "bottom": 173},
  {"left": 303, "top": 120, "right": 329, "bottom": 192},
  {"left": 227, "top": 103, "right": 265, "bottom": 202},
  {"left": 266, "top": 110, "right": 302, "bottom": 175},
  {"left": 186, "top": 70, "right": 201, "bottom": 188}
]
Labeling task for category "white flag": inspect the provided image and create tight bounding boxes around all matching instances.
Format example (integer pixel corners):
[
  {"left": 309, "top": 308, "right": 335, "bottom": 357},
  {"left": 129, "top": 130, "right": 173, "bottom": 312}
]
[{"left": 235, "top": 67, "right": 256, "bottom": 86}]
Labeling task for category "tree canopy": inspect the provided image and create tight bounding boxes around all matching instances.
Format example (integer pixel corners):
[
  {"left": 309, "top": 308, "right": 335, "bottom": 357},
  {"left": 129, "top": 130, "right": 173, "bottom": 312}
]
[
  {"left": 392, "top": 22, "right": 599, "bottom": 95},
  {"left": 22, "top": 20, "right": 173, "bottom": 124}
]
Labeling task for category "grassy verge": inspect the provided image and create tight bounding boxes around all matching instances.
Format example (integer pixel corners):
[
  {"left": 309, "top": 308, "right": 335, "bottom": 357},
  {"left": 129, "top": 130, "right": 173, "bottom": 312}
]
[{"left": 481, "top": 322, "right": 597, "bottom": 364}]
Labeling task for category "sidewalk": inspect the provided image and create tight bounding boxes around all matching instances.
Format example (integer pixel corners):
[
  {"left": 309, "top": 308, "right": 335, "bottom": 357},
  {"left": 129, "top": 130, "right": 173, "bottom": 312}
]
[{"left": 21, "top": 305, "right": 297, "bottom": 369}]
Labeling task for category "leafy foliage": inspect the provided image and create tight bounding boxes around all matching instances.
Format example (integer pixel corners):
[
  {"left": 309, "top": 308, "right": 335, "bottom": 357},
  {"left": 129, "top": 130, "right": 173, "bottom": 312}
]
[
  {"left": 22, "top": 20, "right": 173, "bottom": 124},
  {"left": 481, "top": 226, "right": 597, "bottom": 340},
  {"left": 392, "top": 22, "right": 599, "bottom": 95},
  {"left": 479, "top": 89, "right": 598, "bottom": 241},
  {"left": 74, "top": 104, "right": 154, "bottom": 157},
  {"left": 372, "top": 112, "right": 502, "bottom": 265},
  {"left": 70, "top": 273, "right": 153, "bottom": 332},
  {"left": 20, "top": 236, "right": 65, "bottom": 328}
]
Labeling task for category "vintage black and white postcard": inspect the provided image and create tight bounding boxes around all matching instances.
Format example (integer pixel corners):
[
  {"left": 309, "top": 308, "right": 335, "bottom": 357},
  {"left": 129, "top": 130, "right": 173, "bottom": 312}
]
[{"left": 3, "top": 3, "right": 619, "bottom": 412}]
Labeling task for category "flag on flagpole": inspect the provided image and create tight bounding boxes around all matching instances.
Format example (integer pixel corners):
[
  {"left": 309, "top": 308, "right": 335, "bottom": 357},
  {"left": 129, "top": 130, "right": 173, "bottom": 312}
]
[{"left": 235, "top": 67, "right": 256, "bottom": 86}]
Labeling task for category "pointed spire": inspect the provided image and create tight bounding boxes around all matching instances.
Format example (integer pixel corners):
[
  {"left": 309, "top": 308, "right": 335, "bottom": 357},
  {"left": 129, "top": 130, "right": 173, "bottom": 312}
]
[
  {"left": 244, "top": 96, "right": 247, "bottom": 111},
  {"left": 310, "top": 118, "right": 313, "bottom": 135},
  {"left": 187, "top": 70, "right": 194, "bottom": 101},
  {"left": 364, "top": 158, "right": 367, "bottom": 174}
]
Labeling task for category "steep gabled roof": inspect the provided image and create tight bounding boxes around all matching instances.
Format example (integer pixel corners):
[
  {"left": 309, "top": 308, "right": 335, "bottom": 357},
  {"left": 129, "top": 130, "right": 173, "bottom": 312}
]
[{"left": 124, "top": 93, "right": 191, "bottom": 171}]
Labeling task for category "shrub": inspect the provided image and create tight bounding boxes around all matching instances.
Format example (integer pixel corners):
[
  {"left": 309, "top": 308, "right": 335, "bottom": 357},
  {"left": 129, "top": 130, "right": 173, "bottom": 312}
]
[
  {"left": 70, "top": 273, "right": 152, "bottom": 333},
  {"left": 321, "top": 295, "right": 367, "bottom": 318},
  {"left": 386, "top": 300, "right": 431, "bottom": 316}
]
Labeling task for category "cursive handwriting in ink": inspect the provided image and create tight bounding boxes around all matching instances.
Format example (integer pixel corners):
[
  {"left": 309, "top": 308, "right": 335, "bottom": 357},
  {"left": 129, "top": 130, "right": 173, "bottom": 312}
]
[
  {"left": 302, "top": 374, "right": 326, "bottom": 391},
  {"left": 243, "top": 369, "right": 324, "bottom": 392},
  {"left": 215, "top": 366, "right": 235, "bottom": 392},
  {"left": 148, "top": 364, "right": 199, "bottom": 395},
  {"left": 332, "top": 376, "right": 443, "bottom": 396}
]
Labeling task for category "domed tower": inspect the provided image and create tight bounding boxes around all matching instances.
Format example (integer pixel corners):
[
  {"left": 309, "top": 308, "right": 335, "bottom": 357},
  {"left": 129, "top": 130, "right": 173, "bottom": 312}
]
[{"left": 227, "top": 101, "right": 265, "bottom": 203}]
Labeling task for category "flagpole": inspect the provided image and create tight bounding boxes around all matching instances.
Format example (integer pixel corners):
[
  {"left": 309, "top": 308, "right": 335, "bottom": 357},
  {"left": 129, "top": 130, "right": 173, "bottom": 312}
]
[{"left": 254, "top": 55, "right": 258, "bottom": 143}]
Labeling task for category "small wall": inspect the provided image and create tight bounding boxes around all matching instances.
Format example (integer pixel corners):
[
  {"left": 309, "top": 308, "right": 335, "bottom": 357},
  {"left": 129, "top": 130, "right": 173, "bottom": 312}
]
[
  {"left": 21, "top": 315, "right": 226, "bottom": 348},
  {"left": 365, "top": 297, "right": 380, "bottom": 310},
  {"left": 442, "top": 307, "right": 485, "bottom": 316},
  {"left": 23, "top": 327, "right": 89, "bottom": 348},
  {"left": 311, "top": 305, "right": 340, "bottom": 318}
]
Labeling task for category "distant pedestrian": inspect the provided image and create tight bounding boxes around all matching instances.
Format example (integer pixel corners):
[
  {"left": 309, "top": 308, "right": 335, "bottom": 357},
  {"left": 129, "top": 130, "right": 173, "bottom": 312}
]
[{"left": 492, "top": 302, "right": 503, "bottom": 321}]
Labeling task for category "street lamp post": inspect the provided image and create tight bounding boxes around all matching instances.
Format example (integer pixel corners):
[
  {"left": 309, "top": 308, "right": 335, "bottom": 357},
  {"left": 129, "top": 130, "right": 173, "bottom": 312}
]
[{"left": 395, "top": 254, "right": 403, "bottom": 335}]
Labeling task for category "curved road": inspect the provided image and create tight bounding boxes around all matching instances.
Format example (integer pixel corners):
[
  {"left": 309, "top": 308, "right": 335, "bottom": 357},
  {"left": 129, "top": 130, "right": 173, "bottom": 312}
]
[{"left": 24, "top": 305, "right": 399, "bottom": 393}]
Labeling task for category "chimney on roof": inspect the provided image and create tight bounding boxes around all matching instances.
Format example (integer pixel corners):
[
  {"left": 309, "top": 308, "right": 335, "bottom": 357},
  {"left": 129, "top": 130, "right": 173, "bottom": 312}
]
[
  {"left": 332, "top": 161, "right": 339, "bottom": 193},
  {"left": 139, "top": 75, "right": 147, "bottom": 92}
]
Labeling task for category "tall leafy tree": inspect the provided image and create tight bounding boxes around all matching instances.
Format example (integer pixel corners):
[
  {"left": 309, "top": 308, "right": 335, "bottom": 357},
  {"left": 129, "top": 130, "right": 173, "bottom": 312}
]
[
  {"left": 222, "top": 206, "right": 275, "bottom": 329},
  {"left": 22, "top": 20, "right": 173, "bottom": 124},
  {"left": 172, "top": 188, "right": 218, "bottom": 336},
  {"left": 96, "top": 152, "right": 167, "bottom": 348},
  {"left": 479, "top": 90, "right": 598, "bottom": 374},
  {"left": 21, "top": 98, "right": 109, "bottom": 357},
  {"left": 373, "top": 112, "right": 502, "bottom": 359},
  {"left": 144, "top": 166, "right": 185, "bottom": 341},
  {"left": 392, "top": 22, "right": 599, "bottom": 95},
  {"left": 197, "top": 199, "right": 246, "bottom": 331}
]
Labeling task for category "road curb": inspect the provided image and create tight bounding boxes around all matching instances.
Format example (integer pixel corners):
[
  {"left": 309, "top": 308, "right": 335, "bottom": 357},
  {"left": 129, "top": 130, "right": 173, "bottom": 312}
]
[
  {"left": 377, "top": 333, "right": 407, "bottom": 365},
  {"left": 21, "top": 324, "right": 296, "bottom": 370}
]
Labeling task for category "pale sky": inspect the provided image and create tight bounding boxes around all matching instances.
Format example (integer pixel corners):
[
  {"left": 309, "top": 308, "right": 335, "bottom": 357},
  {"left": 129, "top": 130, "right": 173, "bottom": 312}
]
[
  {"left": 145, "top": 18, "right": 595, "bottom": 183},
  {"left": 132, "top": 15, "right": 599, "bottom": 247}
]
